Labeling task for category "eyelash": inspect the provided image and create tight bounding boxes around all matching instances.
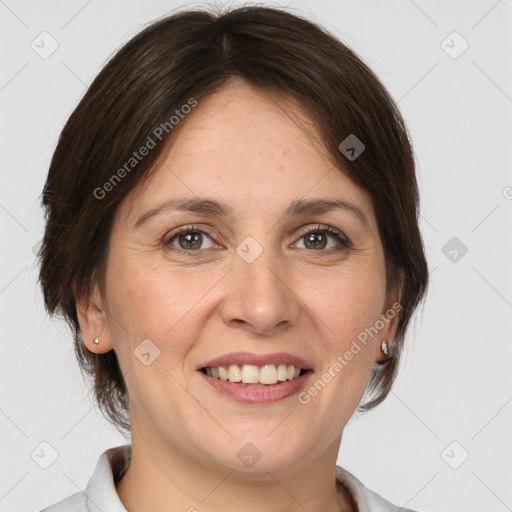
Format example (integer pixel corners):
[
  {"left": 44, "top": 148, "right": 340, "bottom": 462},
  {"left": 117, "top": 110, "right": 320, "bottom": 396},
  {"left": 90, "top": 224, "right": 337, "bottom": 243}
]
[{"left": 163, "top": 224, "right": 351, "bottom": 254}]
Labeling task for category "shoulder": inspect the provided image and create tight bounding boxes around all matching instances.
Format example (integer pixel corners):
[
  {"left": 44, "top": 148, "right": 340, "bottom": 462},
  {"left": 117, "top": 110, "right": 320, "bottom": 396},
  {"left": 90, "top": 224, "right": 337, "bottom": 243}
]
[
  {"left": 38, "top": 491, "right": 87, "bottom": 511},
  {"left": 335, "top": 465, "right": 420, "bottom": 512}
]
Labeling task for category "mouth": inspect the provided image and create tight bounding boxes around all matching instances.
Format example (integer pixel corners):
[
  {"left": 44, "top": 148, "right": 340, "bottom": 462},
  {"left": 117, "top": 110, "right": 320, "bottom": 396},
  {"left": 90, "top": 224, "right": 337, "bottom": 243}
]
[
  {"left": 196, "top": 355, "right": 314, "bottom": 404},
  {"left": 199, "top": 364, "right": 310, "bottom": 386}
]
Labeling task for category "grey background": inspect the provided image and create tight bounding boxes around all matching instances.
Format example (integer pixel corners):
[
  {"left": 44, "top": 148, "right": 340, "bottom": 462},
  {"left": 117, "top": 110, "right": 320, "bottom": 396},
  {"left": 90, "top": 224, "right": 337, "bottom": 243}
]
[{"left": 1, "top": 0, "right": 511, "bottom": 511}]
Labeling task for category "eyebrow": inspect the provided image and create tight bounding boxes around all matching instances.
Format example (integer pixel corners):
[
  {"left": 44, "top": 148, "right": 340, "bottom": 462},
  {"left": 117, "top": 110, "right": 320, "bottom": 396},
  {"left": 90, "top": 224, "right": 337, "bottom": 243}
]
[{"left": 133, "top": 197, "right": 370, "bottom": 230}]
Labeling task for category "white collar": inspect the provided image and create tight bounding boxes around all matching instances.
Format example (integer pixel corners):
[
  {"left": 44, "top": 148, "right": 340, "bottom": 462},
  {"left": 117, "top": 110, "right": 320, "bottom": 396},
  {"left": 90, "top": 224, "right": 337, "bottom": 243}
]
[
  {"left": 81, "top": 444, "right": 416, "bottom": 512},
  {"left": 82, "top": 445, "right": 130, "bottom": 511}
]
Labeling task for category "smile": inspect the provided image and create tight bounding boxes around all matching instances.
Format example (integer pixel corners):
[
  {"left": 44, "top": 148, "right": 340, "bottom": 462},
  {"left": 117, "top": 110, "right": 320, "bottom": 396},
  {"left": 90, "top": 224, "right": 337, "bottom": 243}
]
[
  {"left": 198, "top": 365, "right": 313, "bottom": 404},
  {"left": 202, "top": 363, "right": 306, "bottom": 385}
]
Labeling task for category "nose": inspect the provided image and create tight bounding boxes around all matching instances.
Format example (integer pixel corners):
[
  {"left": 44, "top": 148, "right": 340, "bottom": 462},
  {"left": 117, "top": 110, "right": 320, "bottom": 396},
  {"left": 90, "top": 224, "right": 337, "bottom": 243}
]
[{"left": 220, "top": 245, "right": 301, "bottom": 336}]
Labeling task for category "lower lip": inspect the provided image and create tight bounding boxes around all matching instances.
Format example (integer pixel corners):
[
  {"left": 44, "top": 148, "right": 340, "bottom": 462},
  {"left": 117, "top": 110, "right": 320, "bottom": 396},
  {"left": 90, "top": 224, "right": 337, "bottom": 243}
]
[{"left": 198, "top": 370, "right": 313, "bottom": 404}]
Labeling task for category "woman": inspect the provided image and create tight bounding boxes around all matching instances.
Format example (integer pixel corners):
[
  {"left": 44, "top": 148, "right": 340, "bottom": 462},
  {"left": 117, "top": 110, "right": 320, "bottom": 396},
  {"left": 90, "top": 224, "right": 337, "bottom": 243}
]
[{"left": 38, "top": 5, "right": 428, "bottom": 511}]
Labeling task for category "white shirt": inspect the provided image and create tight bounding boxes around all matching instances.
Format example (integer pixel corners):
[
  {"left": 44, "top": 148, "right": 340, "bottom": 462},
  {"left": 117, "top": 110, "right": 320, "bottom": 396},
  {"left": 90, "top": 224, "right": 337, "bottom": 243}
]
[{"left": 39, "top": 444, "right": 419, "bottom": 512}]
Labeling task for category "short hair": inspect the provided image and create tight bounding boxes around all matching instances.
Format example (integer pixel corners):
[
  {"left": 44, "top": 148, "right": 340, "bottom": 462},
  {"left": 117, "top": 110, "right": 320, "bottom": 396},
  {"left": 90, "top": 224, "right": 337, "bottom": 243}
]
[{"left": 38, "top": 5, "right": 429, "bottom": 435}]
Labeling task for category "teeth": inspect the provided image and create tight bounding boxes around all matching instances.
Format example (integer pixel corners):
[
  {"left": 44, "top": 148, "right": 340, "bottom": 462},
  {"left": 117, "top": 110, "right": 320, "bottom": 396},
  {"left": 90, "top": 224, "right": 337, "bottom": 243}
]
[
  {"left": 203, "top": 364, "right": 305, "bottom": 385},
  {"left": 228, "top": 364, "right": 242, "bottom": 382},
  {"left": 277, "top": 364, "right": 288, "bottom": 381},
  {"left": 259, "top": 364, "right": 277, "bottom": 384},
  {"left": 241, "top": 364, "right": 259, "bottom": 383}
]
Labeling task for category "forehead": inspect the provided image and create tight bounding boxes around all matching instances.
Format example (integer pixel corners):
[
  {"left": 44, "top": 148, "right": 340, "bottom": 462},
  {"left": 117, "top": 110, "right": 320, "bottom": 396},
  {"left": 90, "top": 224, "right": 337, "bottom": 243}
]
[{"left": 117, "top": 80, "right": 375, "bottom": 225}]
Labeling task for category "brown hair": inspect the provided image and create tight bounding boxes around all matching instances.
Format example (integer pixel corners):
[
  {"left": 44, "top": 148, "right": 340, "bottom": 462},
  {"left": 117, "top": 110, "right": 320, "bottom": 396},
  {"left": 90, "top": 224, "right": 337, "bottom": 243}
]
[{"left": 38, "top": 5, "right": 428, "bottom": 435}]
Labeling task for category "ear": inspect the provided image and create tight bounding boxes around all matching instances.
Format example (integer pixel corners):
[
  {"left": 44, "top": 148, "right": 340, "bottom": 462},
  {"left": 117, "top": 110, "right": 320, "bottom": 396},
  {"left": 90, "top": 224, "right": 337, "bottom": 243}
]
[
  {"left": 374, "top": 271, "right": 404, "bottom": 364},
  {"left": 74, "top": 280, "right": 113, "bottom": 354}
]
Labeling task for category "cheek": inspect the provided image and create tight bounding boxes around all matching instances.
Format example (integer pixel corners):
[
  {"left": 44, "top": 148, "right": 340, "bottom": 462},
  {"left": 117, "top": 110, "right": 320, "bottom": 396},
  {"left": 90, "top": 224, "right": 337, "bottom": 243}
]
[
  {"left": 303, "top": 273, "right": 382, "bottom": 423},
  {"left": 105, "top": 256, "right": 219, "bottom": 366},
  {"left": 104, "top": 258, "right": 166, "bottom": 348},
  {"left": 104, "top": 261, "right": 204, "bottom": 415},
  {"left": 306, "top": 263, "right": 386, "bottom": 341},
  {"left": 302, "top": 262, "right": 385, "bottom": 404}
]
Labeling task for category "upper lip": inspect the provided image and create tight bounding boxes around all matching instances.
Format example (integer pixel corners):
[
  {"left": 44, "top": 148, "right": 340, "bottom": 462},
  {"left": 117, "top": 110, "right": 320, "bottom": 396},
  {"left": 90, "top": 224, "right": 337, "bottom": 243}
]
[{"left": 197, "top": 351, "right": 314, "bottom": 371}]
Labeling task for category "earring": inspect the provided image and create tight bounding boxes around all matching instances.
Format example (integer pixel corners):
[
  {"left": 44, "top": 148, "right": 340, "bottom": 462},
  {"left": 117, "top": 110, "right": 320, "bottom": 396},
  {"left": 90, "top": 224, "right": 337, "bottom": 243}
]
[
  {"left": 93, "top": 337, "right": 100, "bottom": 344},
  {"left": 381, "top": 339, "right": 390, "bottom": 356}
]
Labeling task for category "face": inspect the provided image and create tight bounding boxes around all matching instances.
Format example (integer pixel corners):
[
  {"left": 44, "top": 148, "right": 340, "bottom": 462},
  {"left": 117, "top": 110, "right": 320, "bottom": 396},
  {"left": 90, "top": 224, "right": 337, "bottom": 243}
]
[{"left": 78, "top": 79, "right": 399, "bottom": 475}]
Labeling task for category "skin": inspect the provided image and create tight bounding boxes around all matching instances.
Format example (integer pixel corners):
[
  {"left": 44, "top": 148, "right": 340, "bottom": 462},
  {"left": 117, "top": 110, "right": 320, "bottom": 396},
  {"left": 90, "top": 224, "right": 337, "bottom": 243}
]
[{"left": 76, "top": 78, "right": 400, "bottom": 512}]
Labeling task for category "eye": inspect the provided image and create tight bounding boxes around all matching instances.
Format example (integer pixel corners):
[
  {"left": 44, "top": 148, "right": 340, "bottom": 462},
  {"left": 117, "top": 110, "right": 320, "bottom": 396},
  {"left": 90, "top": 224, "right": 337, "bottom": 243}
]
[
  {"left": 293, "top": 224, "right": 351, "bottom": 251},
  {"left": 164, "top": 225, "right": 216, "bottom": 251},
  {"left": 164, "top": 223, "right": 351, "bottom": 253}
]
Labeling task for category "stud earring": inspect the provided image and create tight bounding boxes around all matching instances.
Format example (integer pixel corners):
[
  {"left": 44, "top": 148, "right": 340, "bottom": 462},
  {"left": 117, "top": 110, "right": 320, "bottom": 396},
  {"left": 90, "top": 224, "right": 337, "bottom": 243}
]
[
  {"left": 381, "top": 339, "right": 390, "bottom": 356},
  {"left": 93, "top": 337, "right": 99, "bottom": 344}
]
